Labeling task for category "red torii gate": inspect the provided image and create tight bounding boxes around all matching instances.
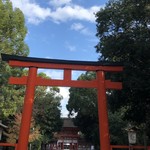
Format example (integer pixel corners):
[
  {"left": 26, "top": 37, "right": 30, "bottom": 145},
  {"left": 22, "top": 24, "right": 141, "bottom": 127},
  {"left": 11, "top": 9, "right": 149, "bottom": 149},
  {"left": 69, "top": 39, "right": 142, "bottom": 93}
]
[{"left": 1, "top": 53, "right": 123, "bottom": 150}]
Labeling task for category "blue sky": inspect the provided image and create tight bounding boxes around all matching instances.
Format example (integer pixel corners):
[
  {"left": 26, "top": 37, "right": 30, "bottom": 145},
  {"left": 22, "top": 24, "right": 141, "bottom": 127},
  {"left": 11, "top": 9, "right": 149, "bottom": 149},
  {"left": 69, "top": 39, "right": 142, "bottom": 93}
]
[{"left": 10, "top": 0, "right": 108, "bottom": 117}]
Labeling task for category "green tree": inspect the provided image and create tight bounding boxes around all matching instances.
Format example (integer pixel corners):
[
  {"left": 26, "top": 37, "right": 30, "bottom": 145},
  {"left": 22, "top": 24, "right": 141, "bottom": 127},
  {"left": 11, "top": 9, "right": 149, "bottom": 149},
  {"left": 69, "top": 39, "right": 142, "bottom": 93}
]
[
  {"left": 95, "top": 0, "right": 150, "bottom": 138},
  {"left": 108, "top": 110, "right": 128, "bottom": 145},
  {"left": 0, "top": 1, "right": 63, "bottom": 147},
  {"left": 0, "top": 0, "right": 29, "bottom": 120},
  {"left": 67, "top": 72, "right": 128, "bottom": 148},
  {"left": 33, "top": 73, "right": 63, "bottom": 145},
  {"left": 3, "top": 72, "right": 63, "bottom": 149},
  {"left": 67, "top": 72, "right": 99, "bottom": 148},
  {"left": 0, "top": 0, "right": 29, "bottom": 56},
  {"left": 68, "top": 72, "right": 99, "bottom": 147},
  {"left": 5, "top": 113, "right": 41, "bottom": 143}
]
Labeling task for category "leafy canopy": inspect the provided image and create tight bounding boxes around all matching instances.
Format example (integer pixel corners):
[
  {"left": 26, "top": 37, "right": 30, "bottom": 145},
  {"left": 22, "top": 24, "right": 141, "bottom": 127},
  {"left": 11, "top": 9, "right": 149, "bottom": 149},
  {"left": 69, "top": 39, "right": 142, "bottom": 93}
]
[
  {"left": 67, "top": 72, "right": 128, "bottom": 147},
  {"left": 95, "top": 0, "right": 150, "bottom": 136},
  {"left": 0, "top": 0, "right": 29, "bottom": 119}
]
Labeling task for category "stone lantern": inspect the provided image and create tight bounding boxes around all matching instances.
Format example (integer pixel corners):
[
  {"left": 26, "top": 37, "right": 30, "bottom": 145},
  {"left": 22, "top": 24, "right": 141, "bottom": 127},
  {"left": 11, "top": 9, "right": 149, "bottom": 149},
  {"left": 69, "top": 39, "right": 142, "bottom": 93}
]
[{"left": 128, "top": 127, "right": 137, "bottom": 145}]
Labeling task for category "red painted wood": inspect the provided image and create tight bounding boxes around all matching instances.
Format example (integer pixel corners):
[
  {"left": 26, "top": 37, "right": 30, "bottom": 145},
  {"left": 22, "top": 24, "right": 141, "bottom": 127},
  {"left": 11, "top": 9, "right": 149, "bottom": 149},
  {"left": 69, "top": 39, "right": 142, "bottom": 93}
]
[
  {"left": 105, "top": 80, "right": 122, "bottom": 89},
  {"left": 17, "top": 67, "right": 37, "bottom": 150},
  {"left": 9, "top": 76, "right": 97, "bottom": 88},
  {"left": 9, "top": 60, "right": 123, "bottom": 72},
  {"left": 110, "top": 145, "right": 150, "bottom": 150},
  {"left": 64, "top": 69, "right": 71, "bottom": 81},
  {"left": 0, "top": 143, "right": 17, "bottom": 150},
  {"left": 97, "top": 71, "right": 110, "bottom": 150},
  {"left": 5, "top": 58, "right": 123, "bottom": 150},
  {"left": 9, "top": 76, "right": 122, "bottom": 89},
  {"left": 4, "top": 55, "right": 150, "bottom": 150}
]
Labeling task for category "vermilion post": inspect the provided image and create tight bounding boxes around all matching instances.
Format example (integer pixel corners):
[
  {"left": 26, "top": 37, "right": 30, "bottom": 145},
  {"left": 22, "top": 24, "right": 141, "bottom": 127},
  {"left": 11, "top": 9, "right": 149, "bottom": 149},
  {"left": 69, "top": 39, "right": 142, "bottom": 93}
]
[
  {"left": 97, "top": 71, "right": 110, "bottom": 150},
  {"left": 17, "top": 67, "right": 37, "bottom": 150}
]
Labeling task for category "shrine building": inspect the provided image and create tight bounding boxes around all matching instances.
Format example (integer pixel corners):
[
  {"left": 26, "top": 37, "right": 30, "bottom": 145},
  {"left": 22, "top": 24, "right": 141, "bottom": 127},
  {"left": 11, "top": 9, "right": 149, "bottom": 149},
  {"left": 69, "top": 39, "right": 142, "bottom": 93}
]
[{"left": 50, "top": 118, "right": 92, "bottom": 150}]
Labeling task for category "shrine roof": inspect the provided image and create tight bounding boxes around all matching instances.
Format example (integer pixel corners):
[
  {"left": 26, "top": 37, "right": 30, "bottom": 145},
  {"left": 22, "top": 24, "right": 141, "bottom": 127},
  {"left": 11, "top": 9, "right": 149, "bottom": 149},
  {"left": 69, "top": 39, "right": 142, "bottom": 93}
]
[{"left": 1, "top": 53, "right": 123, "bottom": 66}]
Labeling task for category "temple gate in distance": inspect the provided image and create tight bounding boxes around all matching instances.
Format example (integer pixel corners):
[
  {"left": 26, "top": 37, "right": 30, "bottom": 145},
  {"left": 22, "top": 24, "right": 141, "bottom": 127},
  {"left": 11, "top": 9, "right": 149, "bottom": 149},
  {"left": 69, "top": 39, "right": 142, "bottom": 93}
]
[{"left": 1, "top": 53, "right": 123, "bottom": 150}]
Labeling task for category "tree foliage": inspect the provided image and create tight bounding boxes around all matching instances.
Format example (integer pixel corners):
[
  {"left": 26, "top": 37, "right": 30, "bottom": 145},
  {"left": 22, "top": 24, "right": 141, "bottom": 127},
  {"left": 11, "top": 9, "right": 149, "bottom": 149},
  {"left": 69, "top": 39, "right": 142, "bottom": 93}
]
[
  {"left": 2, "top": 71, "right": 63, "bottom": 146},
  {"left": 67, "top": 72, "right": 128, "bottom": 147},
  {"left": 0, "top": 1, "right": 63, "bottom": 146},
  {"left": 95, "top": 0, "right": 150, "bottom": 135},
  {"left": 5, "top": 113, "right": 41, "bottom": 143},
  {"left": 0, "top": 0, "right": 29, "bottom": 56},
  {"left": 68, "top": 72, "right": 99, "bottom": 145},
  {"left": 34, "top": 90, "right": 63, "bottom": 144},
  {"left": 0, "top": 0, "right": 29, "bottom": 119},
  {"left": 33, "top": 73, "right": 63, "bottom": 144}
]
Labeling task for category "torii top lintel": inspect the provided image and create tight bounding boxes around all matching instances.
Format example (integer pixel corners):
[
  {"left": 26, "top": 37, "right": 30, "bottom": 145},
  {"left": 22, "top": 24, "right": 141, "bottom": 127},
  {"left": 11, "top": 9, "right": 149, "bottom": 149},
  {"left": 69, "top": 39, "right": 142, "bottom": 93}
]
[{"left": 1, "top": 53, "right": 123, "bottom": 72}]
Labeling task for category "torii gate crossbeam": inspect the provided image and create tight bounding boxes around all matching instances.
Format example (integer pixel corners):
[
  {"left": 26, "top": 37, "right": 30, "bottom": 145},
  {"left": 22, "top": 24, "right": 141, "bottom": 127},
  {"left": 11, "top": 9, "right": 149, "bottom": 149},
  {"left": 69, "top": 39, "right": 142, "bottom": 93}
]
[{"left": 1, "top": 53, "right": 123, "bottom": 150}]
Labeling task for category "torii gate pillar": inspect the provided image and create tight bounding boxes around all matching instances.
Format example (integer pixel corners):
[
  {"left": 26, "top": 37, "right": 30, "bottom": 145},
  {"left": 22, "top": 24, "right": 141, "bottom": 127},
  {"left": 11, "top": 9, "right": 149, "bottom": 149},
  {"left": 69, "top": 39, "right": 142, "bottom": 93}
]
[
  {"left": 97, "top": 71, "right": 110, "bottom": 150},
  {"left": 1, "top": 54, "right": 123, "bottom": 150},
  {"left": 17, "top": 67, "right": 37, "bottom": 150}
]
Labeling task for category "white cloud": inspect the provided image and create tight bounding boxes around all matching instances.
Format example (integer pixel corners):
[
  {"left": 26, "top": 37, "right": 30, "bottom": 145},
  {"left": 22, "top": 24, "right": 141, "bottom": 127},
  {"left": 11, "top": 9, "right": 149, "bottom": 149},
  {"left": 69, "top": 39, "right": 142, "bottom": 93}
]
[
  {"left": 71, "top": 23, "right": 84, "bottom": 31},
  {"left": 58, "top": 86, "right": 70, "bottom": 117},
  {"left": 60, "top": 87, "right": 69, "bottom": 99},
  {"left": 49, "top": 0, "right": 71, "bottom": 7},
  {"left": 80, "top": 28, "right": 92, "bottom": 36},
  {"left": 71, "top": 23, "right": 92, "bottom": 36},
  {"left": 49, "top": 5, "right": 98, "bottom": 23},
  {"left": 11, "top": 0, "right": 51, "bottom": 25},
  {"left": 10, "top": 0, "right": 101, "bottom": 24},
  {"left": 65, "top": 42, "right": 76, "bottom": 52}
]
